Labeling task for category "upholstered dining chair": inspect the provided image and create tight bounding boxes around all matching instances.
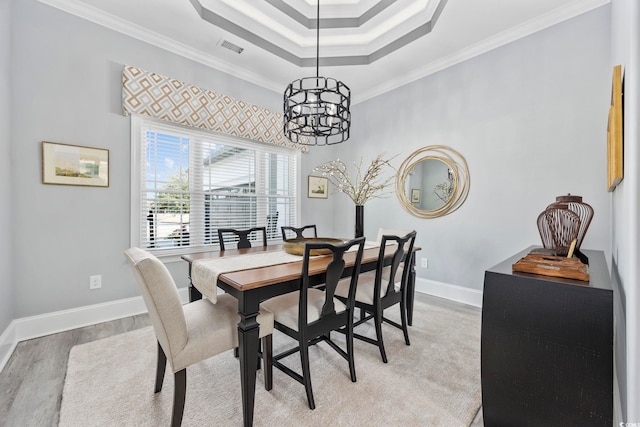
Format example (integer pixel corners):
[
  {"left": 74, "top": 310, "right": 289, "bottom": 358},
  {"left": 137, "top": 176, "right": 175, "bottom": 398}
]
[
  {"left": 335, "top": 230, "right": 417, "bottom": 363},
  {"left": 217, "top": 226, "right": 267, "bottom": 251},
  {"left": 260, "top": 236, "right": 366, "bottom": 410},
  {"left": 124, "top": 247, "right": 274, "bottom": 427},
  {"left": 280, "top": 224, "right": 318, "bottom": 240}
]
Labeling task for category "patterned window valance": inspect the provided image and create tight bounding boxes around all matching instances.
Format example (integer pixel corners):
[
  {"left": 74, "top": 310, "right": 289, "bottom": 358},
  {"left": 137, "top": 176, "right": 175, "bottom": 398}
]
[{"left": 121, "top": 65, "right": 307, "bottom": 152}]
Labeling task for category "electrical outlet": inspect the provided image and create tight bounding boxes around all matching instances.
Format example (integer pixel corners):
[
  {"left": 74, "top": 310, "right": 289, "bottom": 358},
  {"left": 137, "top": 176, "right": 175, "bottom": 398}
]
[
  {"left": 89, "top": 275, "right": 102, "bottom": 290},
  {"left": 421, "top": 258, "right": 428, "bottom": 269}
]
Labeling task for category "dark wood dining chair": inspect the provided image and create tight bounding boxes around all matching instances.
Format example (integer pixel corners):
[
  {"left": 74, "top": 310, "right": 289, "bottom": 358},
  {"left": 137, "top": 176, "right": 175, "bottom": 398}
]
[
  {"left": 124, "top": 247, "right": 274, "bottom": 427},
  {"left": 217, "top": 227, "right": 267, "bottom": 251},
  {"left": 260, "top": 236, "right": 366, "bottom": 409},
  {"left": 335, "top": 230, "right": 417, "bottom": 363},
  {"left": 217, "top": 227, "right": 269, "bottom": 357},
  {"left": 280, "top": 224, "right": 317, "bottom": 240}
]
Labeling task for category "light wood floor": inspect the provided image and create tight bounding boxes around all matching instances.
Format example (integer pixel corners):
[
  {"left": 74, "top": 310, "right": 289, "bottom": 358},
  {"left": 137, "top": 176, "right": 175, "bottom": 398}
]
[{"left": 0, "top": 293, "right": 483, "bottom": 426}]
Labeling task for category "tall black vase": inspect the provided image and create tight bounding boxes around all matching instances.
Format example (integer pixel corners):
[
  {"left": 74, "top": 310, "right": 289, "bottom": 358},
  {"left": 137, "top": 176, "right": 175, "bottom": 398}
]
[{"left": 355, "top": 205, "right": 364, "bottom": 238}]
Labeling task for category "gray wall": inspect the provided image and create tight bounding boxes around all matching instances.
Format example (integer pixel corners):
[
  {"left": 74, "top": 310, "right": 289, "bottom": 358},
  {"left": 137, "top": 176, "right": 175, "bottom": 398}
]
[
  {"left": 299, "top": 145, "right": 340, "bottom": 231},
  {"left": 9, "top": 0, "right": 289, "bottom": 317},
  {"left": 5, "top": 1, "right": 615, "bottom": 320},
  {"left": 330, "top": 6, "right": 612, "bottom": 291},
  {"left": 610, "top": 0, "right": 640, "bottom": 420},
  {"left": 0, "top": 0, "right": 13, "bottom": 332}
]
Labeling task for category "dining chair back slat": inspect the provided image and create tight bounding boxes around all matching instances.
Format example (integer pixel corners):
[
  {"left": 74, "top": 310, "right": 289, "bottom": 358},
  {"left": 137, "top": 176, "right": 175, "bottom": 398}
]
[
  {"left": 218, "top": 227, "right": 267, "bottom": 251},
  {"left": 281, "top": 225, "right": 317, "bottom": 240},
  {"left": 376, "top": 232, "right": 416, "bottom": 303}
]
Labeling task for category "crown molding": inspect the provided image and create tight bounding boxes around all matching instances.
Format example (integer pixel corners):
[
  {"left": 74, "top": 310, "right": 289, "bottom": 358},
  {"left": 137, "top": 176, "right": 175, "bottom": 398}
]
[
  {"left": 355, "top": 0, "right": 611, "bottom": 103},
  {"left": 37, "top": 0, "right": 284, "bottom": 93}
]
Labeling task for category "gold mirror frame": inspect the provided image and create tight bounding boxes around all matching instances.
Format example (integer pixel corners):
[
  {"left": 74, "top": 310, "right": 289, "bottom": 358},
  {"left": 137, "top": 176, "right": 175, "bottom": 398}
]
[{"left": 395, "top": 145, "right": 470, "bottom": 218}]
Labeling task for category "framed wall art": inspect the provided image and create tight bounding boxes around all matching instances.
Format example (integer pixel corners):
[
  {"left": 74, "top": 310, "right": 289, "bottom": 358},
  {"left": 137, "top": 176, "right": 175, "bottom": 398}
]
[
  {"left": 607, "top": 64, "right": 623, "bottom": 192},
  {"left": 42, "top": 141, "right": 109, "bottom": 187},
  {"left": 308, "top": 175, "right": 328, "bottom": 199}
]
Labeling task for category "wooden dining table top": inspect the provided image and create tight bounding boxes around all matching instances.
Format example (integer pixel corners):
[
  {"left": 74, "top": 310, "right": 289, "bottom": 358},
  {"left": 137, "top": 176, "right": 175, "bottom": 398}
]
[{"left": 182, "top": 243, "right": 411, "bottom": 292}]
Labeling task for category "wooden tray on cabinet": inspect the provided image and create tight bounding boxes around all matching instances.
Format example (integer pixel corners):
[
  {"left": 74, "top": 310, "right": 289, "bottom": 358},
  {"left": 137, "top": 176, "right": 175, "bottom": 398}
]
[{"left": 512, "top": 253, "right": 589, "bottom": 282}]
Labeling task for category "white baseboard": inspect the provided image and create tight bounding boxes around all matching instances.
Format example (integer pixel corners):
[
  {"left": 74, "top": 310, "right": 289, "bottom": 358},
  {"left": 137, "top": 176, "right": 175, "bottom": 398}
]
[
  {"left": 0, "top": 322, "right": 17, "bottom": 376},
  {"left": 0, "top": 288, "right": 189, "bottom": 373},
  {"left": 1, "top": 281, "right": 477, "bottom": 374},
  {"left": 415, "top": 277, "right": 483, "bottom": 308}
]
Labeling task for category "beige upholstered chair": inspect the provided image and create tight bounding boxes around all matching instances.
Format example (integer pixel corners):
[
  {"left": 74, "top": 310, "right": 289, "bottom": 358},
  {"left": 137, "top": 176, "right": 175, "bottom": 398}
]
[
  {"left": 124, "top": 247, "right": 274, "bottom": 427},
  {"left": 335, "top": 230, "right": 416, "bottom": 363},
  {"left": 260, "top": 237, "right": 365, "bottom": 410}
]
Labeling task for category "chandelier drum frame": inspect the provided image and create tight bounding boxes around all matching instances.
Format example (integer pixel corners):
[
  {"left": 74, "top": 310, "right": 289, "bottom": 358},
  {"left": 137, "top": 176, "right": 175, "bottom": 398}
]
[{"left": 283, "top": 0, "right": 351, "bottom": 146}]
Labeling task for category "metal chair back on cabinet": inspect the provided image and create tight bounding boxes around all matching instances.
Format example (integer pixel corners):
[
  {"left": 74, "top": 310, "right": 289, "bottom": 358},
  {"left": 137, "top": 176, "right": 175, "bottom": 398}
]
[
  {"left": 546, "top": 194, "right": 593, "bottom": 251},
  {"left": 537, "top": 208, "right": 581, "bottom": 256}
]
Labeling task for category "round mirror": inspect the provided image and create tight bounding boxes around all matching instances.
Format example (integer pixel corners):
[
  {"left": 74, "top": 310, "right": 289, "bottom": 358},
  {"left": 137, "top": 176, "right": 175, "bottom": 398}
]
[{"left": 396, "top": 145, "right": 470, "bottom": 218}]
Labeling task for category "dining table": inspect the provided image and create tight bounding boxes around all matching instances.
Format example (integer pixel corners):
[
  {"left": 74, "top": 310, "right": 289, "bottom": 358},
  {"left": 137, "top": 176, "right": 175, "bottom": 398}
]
[{"left": 182, "top": 242, "right": 417, "bottom": 427}]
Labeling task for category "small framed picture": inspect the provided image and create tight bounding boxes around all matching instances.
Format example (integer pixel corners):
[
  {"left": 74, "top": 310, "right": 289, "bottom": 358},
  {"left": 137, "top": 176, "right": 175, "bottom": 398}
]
[
  {"left": 308, "top": 176, "right": 328, "bottom": 199},
  {"left": 42, "top": 141, "right": 109, "bottom": 187},
  {"left": 411, "top": 188, "right": 421, "bottom": 203}
]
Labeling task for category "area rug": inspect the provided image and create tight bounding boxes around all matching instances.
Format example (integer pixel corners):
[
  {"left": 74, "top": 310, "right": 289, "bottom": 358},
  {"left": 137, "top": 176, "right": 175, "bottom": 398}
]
[{"left": 59, "top": 299, "right": 481, "bottom": 426}]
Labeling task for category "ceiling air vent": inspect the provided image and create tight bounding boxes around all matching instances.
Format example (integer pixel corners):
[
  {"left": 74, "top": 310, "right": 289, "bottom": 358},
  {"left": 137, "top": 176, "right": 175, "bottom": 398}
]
[{"left": 219, "top": 40, "right": 244, "bottom": 54}]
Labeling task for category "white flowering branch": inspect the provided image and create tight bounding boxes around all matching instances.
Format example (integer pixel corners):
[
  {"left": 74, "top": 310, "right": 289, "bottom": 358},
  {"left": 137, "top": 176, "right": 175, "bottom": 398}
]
[{"left": 312, "top": 154, "right": 397, "bottom": 205}]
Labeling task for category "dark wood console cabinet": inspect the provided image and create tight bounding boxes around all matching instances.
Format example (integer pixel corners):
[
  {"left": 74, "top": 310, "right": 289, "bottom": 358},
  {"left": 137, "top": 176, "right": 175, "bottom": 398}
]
[{"left": 481, "top": 247, "right": 613, "bottom": 426}]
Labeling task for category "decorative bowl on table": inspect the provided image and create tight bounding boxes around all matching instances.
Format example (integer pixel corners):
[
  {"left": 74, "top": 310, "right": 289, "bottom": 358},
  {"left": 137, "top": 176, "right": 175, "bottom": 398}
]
[{"left": 283, "top": 237, "right": 345, "bottom": 256}]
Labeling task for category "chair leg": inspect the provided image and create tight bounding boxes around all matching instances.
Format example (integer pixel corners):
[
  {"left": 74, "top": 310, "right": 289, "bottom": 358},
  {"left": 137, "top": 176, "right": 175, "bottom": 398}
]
[
  {"left": 400, "top": 299, "right": 411, "bottom": 346},
  {"left": 155, "top": 341, "right": 167, "bottom": 393},
  {"left": 347, "top": 315, "right": 357, "bottom": 382},
  {"left": 300, "top": 340, "right": 316, "bottom": 410},
  {"left": 172, "top": 369, "right": 186, "bottom": 427},
  {"left": 374, "top": 308, "right": 388, "bottom": 363},
  {"left": 263, "top": 335, "right": 273, "bottom": 391},
  {"left": 257, "top": 340, "right": 262, "bottom": 370}
]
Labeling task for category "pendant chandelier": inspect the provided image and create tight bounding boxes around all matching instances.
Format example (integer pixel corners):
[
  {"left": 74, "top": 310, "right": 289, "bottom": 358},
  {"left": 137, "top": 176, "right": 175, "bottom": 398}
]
[{"left": 283, "top": 0, "right": 351, "bottom": 145}]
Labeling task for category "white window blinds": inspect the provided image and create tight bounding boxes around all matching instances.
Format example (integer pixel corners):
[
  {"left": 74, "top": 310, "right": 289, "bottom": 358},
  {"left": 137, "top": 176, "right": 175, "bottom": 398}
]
[{"left": 131, "top": 116, "right": 299, "bottom": 256}]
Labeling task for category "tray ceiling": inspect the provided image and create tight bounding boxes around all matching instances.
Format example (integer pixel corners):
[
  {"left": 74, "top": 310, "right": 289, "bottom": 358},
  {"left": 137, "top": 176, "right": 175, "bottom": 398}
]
[{"left": 38, "top": 0, "right": 609, "bottom": 103}]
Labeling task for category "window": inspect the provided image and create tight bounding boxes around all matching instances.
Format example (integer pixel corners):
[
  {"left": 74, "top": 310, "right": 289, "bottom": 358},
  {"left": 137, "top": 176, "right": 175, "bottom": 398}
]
[{"left": 131, "top": 115, "right": 299, "bottom": 257}]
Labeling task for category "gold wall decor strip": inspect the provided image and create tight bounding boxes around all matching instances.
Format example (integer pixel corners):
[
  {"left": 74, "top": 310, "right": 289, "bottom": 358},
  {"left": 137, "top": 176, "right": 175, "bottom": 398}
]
[{"left": 607, "top": 64, "right": 623, "bottom": 192}]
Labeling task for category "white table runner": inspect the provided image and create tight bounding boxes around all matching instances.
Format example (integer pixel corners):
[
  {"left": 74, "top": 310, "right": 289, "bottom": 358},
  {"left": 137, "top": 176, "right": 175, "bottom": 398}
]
[
  {"left": 191, "top": 241, "right": 382, "bottom": 302},
  {"left": 192, "top": 251, "right": 303, "bottom": 302}
]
